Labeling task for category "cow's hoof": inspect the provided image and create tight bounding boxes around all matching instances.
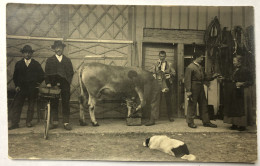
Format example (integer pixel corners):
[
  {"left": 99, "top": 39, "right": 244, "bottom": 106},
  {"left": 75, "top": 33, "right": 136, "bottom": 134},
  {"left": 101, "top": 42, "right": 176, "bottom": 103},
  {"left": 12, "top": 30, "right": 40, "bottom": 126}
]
[
  {"left": 91, "top": 122, "right": 100, "bottom": 127},
  {"left": 79, "top": 120, "right": 87, "bottom": 126}
]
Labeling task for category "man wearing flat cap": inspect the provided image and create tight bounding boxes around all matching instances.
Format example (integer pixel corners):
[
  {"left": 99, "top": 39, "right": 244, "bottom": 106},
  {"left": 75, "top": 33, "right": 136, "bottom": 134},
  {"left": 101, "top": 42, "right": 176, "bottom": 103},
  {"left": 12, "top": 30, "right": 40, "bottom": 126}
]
[
  {"left": 9, "top": 45, "right": 44, "bottom": 130},
  {"left": 45, "top": 41, "right": 74, "bottom": 130}
]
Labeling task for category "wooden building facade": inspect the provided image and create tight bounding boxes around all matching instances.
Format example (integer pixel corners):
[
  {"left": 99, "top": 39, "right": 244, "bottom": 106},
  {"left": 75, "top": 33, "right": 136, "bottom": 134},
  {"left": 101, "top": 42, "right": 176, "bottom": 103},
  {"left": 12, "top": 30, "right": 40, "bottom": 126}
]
[{"left": 6, "top": 4, "right": 255, "bottom": 119}]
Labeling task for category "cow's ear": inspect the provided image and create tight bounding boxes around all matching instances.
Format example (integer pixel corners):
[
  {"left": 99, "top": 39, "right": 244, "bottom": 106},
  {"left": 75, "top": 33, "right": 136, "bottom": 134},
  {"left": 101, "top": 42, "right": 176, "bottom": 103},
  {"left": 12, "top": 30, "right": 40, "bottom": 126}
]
[{"left": 128, "top": 70, "right": 138, "bottom": 79}]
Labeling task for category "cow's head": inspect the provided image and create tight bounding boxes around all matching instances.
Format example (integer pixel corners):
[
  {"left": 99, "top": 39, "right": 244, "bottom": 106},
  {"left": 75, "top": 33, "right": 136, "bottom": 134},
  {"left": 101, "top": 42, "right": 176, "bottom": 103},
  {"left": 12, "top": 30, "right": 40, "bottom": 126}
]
[{"left": 155, "top": 70, "right": 169, "bottom": 93}]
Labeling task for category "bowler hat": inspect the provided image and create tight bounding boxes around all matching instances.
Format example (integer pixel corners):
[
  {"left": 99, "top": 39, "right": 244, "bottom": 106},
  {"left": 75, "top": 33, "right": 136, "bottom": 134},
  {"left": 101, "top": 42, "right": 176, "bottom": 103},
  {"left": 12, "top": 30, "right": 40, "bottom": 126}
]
[
  {"left": 51, "top": 40, "right": 66, "bottom": 49},
  {"left": 20, "top": 45, "right": 34, "bottom": 53}
]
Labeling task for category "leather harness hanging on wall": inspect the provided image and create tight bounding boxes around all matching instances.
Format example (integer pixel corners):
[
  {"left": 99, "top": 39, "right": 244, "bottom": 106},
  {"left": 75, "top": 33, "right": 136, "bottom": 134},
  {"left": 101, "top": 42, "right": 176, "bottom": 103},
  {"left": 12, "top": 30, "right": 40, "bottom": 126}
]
[{"left": 204, "top": 16, "right": 222, "bottom": 75}]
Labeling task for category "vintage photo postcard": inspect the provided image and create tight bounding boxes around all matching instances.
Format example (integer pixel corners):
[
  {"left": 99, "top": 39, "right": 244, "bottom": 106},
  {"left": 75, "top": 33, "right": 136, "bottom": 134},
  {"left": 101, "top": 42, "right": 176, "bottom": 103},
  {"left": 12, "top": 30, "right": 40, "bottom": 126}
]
[{"left": 5, "top": 1, "right": 257, "bottom": 165}]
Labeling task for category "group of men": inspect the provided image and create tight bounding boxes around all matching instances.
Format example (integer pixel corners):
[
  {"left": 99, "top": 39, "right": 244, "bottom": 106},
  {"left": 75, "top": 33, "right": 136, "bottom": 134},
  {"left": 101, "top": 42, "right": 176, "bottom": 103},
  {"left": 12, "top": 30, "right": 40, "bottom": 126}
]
[
  {"left": 147, "top": 50, "right": 218, "bottom": 128},
  {"left": 8, "top": 41, "right": 218, "bottom": 130},
  {"left": 8, "top": 41, "right": 74, "bottom": 131}
]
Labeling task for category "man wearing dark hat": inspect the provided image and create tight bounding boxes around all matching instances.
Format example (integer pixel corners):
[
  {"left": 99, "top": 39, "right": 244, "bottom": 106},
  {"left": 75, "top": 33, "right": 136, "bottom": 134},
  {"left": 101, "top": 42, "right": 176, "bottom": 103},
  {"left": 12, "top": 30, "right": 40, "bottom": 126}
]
[
  {"left": 45, "top": 41, "right": 74, "bottom": 130},
  {"left": 9, "top": 45, "right": 44, "bottom": 130},
  {"left": 184, "top": 51, "right": 219, "bottom": 129}
]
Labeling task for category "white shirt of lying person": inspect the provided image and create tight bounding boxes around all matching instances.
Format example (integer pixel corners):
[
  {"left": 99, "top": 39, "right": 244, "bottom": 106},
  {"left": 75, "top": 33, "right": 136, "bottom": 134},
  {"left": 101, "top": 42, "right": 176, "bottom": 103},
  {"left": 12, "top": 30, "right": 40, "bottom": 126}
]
[
  {"left": 24, "top": 59, "right": 31, "bottom": 67},
  {"left": 55, "top": 54, "right": 63, "bottom": 62}
]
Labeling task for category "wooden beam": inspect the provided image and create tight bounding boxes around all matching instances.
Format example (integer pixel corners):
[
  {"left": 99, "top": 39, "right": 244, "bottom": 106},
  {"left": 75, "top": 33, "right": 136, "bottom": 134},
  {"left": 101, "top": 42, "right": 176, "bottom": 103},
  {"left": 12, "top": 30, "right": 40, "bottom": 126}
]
[
  {"left": 177, "top": 43, "right": 184, "bottom": 117},
  {"left": 7, "top": 35, "right": 133, "bottom": 44},
  {"left": 7, "top": 35, "right": 63, "bottom": 41},
  {"left": 143, "top": 29, "right": 205, "bottom": 45},
  {"left": 67, "top": 38, "right": 133, "bottom": 44}
]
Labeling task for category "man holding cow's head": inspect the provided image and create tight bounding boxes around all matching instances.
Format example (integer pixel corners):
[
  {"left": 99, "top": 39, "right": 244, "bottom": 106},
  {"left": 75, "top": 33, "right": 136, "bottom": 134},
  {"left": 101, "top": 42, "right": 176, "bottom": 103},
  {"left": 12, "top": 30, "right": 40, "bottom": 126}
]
[
  {"left": 184, "top": 50, "right": 219, "bottom": 129},
  {"left": 145, "top": 51, "right": 176, "bottom": 126},
  {"left": 45, "top": 41, "right": 74, "bottom": 130}
]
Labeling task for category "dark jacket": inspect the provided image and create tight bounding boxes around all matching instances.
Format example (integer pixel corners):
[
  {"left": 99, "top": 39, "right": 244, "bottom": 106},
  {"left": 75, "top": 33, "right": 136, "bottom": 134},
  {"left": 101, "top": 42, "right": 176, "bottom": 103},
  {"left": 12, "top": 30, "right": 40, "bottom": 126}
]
[
  {"left": 45, "top": 55, "right": 74, "bottom": 85},
  {"left": 223, "top": 67, "right": 253, "bottom": 117},
  {"left": 13, "top": 58, "right": 44, "bottom": 88},
  {"left": 184, "top": 62, "right": 214, "bottom": 92}
]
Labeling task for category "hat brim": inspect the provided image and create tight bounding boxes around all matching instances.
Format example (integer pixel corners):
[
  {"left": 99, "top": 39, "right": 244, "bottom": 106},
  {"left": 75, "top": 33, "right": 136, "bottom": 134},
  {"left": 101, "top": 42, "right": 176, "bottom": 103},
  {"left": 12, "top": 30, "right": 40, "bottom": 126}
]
[
  {"left": 20, "top": 49, "right": 35, "bottom": 53},
  {"left": 51, "top": 44, "right": 66, "bottom": 49}
]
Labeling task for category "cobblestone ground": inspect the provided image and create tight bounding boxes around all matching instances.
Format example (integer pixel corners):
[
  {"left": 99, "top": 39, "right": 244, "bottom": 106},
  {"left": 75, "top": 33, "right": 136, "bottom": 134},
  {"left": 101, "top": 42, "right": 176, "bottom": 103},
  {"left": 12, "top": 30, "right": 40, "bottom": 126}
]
[{"left": 8, "top": 132, "right": 257, "bottom": 163}]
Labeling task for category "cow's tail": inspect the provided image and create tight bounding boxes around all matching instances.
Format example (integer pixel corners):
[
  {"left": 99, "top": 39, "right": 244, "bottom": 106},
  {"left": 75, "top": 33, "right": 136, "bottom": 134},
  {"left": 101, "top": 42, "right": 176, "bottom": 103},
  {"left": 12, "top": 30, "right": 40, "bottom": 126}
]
[
  {"left": 78, "top": 66, "right": 88, "bottom": 104},
  {"left": 78, "top": 66, "right": 89, "bottom": 126}
]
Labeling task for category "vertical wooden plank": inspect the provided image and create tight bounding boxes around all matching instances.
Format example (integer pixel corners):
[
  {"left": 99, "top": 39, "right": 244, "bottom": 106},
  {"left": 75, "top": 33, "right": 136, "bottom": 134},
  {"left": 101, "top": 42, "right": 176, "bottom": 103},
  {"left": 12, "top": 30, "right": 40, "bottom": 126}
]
[
  {"left": 232, "top": 7, "right": 243, "bottom": 27},
  {"left": 128, "top": 6, "right": 133, "bottom": 66},
  {"left": 207, "top": 6, "right": 218, "bottom": 25},
  {"left": 145, "top": 6, "right": 153, "bottom": 28},
  {"left": 196, "top": 6, "right": 199, "bottom": 30},
  {"left": 179, "top": 6, "right": 182, "bottom": 29},
  {"left": 177, "top": 43, "right": 184, "bottom": 117},
  {"left": 242, "top": 7, "right": 245, "bottom": 28},
  {"left": 219, "top": 7, "right": 232, "bottom": 29},
  {"left": 180, "top": 6, "right": 188, "bottom": 29},
  {"left": 198, "top": 6, "right": 207, "bottom": 30},
  {"left": 136, "top": 6, "right": 145, "bottom": 67},
  {"left": 231, "top": 7, "right": 233, "bottom": 29},
  {"left": 162, "top": 6, "right": 171, "bottom": 29},
  {"left": 189, "top": 6, "right": 198, "bottom": 30},
  {"left": 245, "top": 6, "right": 254, "bottom": 27},
  {"left": 152, "top": 6, "right": 155, "bottom": 28},
  {"left": 144, "top": 6, "right": 147, "bottom": 28},
  {"left": 154, "top": 6, "right": 161, "bottom": 28},
  {"left": 171, "top": 6, "right": 180, "bottom": 29},
  {"left": 60, "top": 5, "right": 69, "bottom": 56}
]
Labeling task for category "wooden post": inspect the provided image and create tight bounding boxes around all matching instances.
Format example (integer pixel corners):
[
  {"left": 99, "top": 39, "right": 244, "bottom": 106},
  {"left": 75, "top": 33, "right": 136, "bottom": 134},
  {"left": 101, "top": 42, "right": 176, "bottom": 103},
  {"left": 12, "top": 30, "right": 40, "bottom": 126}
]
[
  {"left": 60, "top": 5, "right": 69, "bottom": 56},
  {"left": 177, "top": 43, "right": 184, "bottom": 117},
  {"left": 128, "top": 6, "right": 133, "bottom": 66}
]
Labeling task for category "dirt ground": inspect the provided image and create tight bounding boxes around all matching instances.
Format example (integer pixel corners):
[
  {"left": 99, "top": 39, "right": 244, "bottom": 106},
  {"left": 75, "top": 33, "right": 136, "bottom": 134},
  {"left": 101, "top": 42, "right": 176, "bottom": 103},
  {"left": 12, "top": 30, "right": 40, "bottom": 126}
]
[{"left": 8, "top": 132, "right": 257, "bottom": 163}]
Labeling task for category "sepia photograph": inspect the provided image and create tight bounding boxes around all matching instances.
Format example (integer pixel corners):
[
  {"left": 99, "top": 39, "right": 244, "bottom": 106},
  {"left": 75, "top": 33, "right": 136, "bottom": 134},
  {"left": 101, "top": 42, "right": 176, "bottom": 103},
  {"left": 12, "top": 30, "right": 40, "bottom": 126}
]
[{"left": 2, "top": 0, "right": 258, "bottom": 165}]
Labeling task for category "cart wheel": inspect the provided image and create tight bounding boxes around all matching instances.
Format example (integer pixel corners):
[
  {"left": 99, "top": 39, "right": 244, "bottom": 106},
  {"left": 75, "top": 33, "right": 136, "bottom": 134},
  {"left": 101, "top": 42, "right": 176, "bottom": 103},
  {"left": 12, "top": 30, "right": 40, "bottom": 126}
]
[{"left": 44, "top": 102, "right": 51, "bottom": 139}]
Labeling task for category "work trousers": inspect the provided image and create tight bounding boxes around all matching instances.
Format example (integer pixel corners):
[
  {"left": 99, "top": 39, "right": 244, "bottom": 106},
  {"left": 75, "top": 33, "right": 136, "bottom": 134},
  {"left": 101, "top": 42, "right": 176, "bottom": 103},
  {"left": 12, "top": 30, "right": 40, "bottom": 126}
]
[
  {"left": 148, "top": 79, "right": 174, "bottom": 120},
  {"left": 186, "top": 82, "right": 210, "bottom": 124},
  {"left": 10, "top": 87, "right": 38, "bottom": 125},
  {"left": 160, "top": 80, "right": 174, "bottom": 119},
  {"left": 50, "top": 79, "right": 71, "bottom": 123}
]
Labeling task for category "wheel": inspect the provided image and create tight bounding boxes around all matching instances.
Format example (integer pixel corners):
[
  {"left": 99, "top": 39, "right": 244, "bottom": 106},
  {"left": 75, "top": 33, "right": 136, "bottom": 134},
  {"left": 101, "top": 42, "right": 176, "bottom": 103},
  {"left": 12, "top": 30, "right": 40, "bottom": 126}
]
[{"left": 44, "top": 102, "right": 51, "bottom": 139}]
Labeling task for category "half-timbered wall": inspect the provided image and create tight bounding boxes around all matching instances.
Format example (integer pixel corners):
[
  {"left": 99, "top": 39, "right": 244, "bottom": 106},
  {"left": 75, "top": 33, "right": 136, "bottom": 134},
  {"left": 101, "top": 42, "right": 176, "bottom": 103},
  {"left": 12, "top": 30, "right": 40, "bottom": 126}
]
[{"left": 6, "top": 4, "right": 133, "bottom": 118}]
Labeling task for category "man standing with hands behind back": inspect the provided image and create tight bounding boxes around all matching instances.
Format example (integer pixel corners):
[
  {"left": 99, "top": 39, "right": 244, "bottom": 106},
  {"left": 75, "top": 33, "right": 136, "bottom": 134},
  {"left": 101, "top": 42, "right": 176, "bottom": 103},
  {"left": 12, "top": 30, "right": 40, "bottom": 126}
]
[
  {"left": 184, "top": 51, "right": 219, "bottom": 129},
  {"left": 45, "top": 41, "right": 74, "bottom": 130}
]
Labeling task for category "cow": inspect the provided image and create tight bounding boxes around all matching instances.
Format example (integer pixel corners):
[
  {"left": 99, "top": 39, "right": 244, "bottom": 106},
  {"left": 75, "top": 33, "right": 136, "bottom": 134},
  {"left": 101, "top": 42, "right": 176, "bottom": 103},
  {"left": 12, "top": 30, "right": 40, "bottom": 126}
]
[{"left": 78, "top": 62, "right": 169, "bottom": 126}]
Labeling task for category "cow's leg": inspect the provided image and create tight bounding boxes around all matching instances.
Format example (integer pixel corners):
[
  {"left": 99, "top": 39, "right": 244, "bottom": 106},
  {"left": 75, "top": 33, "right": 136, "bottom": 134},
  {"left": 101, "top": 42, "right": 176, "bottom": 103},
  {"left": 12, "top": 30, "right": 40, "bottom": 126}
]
[
  {"left": 79, "top": 95, "right": 87, "bottom": 126},
  {"left": 134, "top": 86, "right": 145, "bottom": 111},
  {"left": 127, "top": 105, "right": 132, "bottom": 118},
  {"left": 78, "top": 68, "right": 88, "bottom": 126},
  {"left": 88, "top": 96, "right": 99, "bottom": 126},
  {"left": 126, "top": 99, "right": 133, "bottom": 118}
]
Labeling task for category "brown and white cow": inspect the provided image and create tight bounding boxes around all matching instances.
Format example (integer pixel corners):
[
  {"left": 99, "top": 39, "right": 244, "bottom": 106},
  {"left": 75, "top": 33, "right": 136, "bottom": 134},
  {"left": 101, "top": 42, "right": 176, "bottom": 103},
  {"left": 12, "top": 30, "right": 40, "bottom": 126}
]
[{"left": 78, "top": 62, "right": 169, "bottom": 126}]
